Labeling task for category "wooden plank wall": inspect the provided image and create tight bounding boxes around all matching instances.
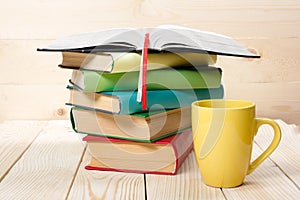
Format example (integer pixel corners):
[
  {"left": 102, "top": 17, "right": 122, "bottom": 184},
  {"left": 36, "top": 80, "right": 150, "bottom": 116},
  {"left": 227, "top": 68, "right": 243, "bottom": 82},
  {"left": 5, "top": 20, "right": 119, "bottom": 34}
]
[{"left": 0, "top": 0, "right": 299, "bottom": 124}]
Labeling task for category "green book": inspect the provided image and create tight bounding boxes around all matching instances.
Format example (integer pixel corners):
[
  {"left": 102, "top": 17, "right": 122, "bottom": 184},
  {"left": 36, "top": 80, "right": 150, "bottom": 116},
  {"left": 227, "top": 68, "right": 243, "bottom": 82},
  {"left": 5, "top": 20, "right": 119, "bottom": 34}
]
[{"left": 70, "top": 67, "right": 222, "bottom": 92}]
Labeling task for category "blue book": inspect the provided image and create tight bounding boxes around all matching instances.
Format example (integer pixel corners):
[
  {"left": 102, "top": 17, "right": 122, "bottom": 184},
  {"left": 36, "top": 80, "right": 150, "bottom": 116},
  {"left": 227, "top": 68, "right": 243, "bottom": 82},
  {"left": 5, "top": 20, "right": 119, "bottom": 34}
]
[{"left": 67, "top": 85, "right": 224, "bottom": 114}]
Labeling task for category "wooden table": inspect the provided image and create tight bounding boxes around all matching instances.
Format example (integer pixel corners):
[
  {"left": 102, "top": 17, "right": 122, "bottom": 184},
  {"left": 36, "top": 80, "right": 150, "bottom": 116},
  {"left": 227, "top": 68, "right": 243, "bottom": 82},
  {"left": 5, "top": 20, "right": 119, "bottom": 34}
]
[{"left": 0, "top": 120, "right": 299, "bottom": 199}]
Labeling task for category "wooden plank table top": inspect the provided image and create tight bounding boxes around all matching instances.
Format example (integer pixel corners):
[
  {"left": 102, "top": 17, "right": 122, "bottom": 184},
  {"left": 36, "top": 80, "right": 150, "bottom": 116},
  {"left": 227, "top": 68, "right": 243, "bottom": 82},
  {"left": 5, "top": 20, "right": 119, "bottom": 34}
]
[{"left": 0, "top": 120, "right": 299, "bottom": 200}]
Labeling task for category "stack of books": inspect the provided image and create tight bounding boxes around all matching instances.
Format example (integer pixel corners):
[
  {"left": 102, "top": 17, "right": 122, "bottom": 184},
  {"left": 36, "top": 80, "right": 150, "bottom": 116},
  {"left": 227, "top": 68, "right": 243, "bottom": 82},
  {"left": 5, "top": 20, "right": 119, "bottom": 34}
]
[
  {"left": 66, "top": 51, "right": 223, "bottom": 175},
  {"left": 38, "top": 25, "right": 258, "bottom": 175}
]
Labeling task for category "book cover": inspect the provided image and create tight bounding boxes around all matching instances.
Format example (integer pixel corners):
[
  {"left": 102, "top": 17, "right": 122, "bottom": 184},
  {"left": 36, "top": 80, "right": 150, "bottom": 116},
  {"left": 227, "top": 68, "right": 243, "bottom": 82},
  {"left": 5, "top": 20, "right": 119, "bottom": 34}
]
[
  {"left": 70, "top": 106, "right": 192, "bottom": 142},
  {"left": 59, "top": 51, "right": 217, "bottom": 73},
  {"left": 84, "top": 129, "right": 194, "bottom": 175},
  {"left": 70, "top": 67, "right": 222, "bottom": 92},
  {"left": 67, "top": 84, "right": 224, "bottom": 114}
]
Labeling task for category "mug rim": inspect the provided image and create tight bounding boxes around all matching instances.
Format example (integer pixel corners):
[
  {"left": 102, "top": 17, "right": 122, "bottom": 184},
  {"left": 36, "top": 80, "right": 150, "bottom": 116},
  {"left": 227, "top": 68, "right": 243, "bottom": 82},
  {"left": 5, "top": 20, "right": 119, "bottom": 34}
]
[{"left": 192, "top": 99, "right": 255, "bottom": 110}]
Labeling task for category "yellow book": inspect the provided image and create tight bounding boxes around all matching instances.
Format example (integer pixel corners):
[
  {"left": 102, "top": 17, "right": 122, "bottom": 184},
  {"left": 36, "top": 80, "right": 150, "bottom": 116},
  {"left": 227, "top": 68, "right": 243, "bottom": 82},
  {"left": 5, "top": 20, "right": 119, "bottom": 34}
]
[{"left": 60, "top": 51, "right": 217, "bottom": 73}]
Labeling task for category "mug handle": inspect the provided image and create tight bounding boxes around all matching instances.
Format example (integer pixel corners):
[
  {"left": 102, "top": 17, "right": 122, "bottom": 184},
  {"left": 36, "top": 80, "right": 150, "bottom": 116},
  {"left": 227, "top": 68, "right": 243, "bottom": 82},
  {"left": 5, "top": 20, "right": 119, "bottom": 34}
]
[{"left": 247, "top": 118, "right": 281, "bottom": 174}]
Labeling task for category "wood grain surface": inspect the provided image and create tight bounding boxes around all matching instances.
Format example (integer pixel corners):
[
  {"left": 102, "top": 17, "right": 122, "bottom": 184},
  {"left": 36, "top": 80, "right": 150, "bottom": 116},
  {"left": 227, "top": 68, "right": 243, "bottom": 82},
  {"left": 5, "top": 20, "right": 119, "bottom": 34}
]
[
  {"left": 222, "top": 143, "right": 300, "bottom": 199},
  {"left": 0, "top": 121, "right": 85, "bottom": 200},
  {"left": 0, "top": 120, "right": 299, "bottom": 199},
  {"left": 146, "top": 152, "right": 226, "bottom": 200},
  {"left": 0, "top": 0, "right": 299, "bottom": 124},
  {"left": 67, "top": 151, "right": 145, "bottom": 200},
  {"left": 254, "top": 120, "right": 300, "bottom": 188},
  {"left": 0, "top": 121, "right": 46, "bottom": 180}
]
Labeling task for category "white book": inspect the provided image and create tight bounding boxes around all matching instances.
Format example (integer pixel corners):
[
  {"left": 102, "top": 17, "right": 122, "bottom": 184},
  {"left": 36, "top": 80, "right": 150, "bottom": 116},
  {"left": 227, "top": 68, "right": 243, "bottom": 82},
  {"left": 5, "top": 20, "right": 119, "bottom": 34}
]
[{"left": 38, "top": 25, "right": 259, "bottom": 58}]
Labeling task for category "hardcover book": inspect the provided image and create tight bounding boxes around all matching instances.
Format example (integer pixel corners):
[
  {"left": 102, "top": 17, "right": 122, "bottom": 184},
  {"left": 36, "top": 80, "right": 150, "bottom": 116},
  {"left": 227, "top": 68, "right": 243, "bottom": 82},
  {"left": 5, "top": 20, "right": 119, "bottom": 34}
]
[
  {"left": 70, "top": 106, "right": 191, "bottom": 142},
  {"left": 70, "top": 67, "right": 222, "bottom": 92},
  {"left": 67, "top": 85, "right": 224, "bottom": 114},
  {"left": 60, "top": 51, "right": 217, "bottom": 72},
  {"left": 84, "top": 129, "right": 193, "bottom": 175}
]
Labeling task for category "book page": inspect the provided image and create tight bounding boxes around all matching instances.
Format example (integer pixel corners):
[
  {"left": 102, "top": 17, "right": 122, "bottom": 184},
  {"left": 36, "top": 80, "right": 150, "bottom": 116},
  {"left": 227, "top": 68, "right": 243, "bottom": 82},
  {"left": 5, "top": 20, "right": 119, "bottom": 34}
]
[
  {"left": 150, "top": 25, "right": 257, "bottom": 57},
  {"left": 43, "top": 28, "right": 144, "bottom": 51},
  {"left": 39, "top": 25, "right": 257, "bottom": 57}
]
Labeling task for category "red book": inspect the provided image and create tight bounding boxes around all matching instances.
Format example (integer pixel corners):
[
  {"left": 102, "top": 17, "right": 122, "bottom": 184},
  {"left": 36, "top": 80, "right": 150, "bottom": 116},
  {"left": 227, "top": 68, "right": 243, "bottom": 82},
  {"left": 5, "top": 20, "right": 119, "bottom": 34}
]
[{"left": 83, "top": 129, "right": 193, "bottom": 175}]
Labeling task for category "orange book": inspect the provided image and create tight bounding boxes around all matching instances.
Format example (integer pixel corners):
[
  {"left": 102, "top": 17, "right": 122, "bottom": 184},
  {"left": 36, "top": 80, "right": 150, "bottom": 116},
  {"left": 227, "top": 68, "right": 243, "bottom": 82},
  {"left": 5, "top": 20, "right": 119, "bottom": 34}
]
[{"left": 84, "top": 129, "right": 193, "bottom": 175}]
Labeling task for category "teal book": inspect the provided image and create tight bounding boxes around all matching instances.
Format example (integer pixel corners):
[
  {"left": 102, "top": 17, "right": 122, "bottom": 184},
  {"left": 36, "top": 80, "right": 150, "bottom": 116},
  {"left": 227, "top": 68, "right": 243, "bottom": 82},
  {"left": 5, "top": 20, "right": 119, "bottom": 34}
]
[
  {"left": 70, "top": 67, "right": 222, "bottom": 92},
  {"left": 67, "top": 85, "right": 224, "bottom": 114}
]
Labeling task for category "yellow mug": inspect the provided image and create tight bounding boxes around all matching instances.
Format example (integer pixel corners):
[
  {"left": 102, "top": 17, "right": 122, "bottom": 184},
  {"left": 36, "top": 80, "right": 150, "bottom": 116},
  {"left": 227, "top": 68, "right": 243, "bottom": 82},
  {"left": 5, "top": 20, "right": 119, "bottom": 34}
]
[{"left": 192, "top": 99, "right": 281, "bottom": 188}]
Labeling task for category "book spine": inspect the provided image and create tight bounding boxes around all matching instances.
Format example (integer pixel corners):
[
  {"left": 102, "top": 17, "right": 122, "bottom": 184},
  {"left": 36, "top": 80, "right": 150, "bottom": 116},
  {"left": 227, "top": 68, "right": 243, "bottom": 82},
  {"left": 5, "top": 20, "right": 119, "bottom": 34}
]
[
  {"left": 169, "top": 129, "right": 194, "bottom": 174},
  {"left": 67, "top": 84, "right": 223, "bottom": 115},
  {"left": 69, "top": 107, "right": 80, "bottom": 134},
  {"left": 84, "top": 129, "right": 194, "bottom": 175}
]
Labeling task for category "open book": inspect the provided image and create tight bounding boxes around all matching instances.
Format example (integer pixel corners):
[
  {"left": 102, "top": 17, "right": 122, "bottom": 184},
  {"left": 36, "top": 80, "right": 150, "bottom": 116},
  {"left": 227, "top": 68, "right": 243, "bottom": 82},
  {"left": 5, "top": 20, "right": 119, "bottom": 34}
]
[{"left": 38, "top": 25, "right": 259, "bottom": 58}]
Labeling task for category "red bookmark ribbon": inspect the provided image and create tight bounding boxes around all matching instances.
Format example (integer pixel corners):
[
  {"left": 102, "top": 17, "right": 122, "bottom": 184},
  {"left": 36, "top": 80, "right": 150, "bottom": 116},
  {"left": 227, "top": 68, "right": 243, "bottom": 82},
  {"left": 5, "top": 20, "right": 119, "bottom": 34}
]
[{"left": 141, "top": 33, "right": 149, "bottom": 110}]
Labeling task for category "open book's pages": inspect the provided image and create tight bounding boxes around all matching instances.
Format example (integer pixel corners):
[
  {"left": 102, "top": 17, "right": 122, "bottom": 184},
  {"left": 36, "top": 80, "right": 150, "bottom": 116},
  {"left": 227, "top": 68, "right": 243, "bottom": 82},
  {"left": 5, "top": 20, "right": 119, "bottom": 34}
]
[{"left": 38, "top": 25, "right": 259, "bottom": 58}]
